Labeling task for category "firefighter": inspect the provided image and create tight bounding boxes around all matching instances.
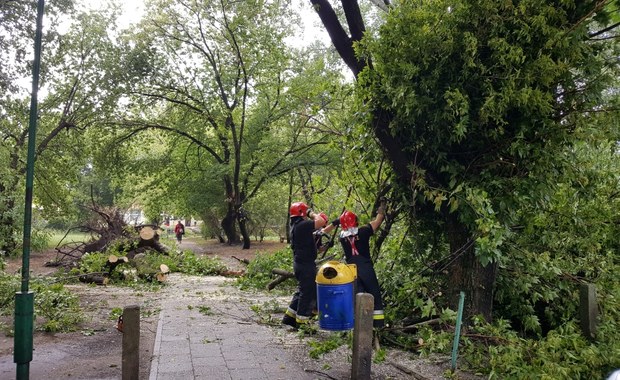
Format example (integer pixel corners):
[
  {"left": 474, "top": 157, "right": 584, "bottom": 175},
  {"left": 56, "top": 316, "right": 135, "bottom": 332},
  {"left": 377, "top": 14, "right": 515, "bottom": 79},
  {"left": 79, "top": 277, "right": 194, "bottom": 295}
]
[
  {"left": 323, "top": 201, "right": 387, "bottom": 328},
  {"left": 282, "top": 202, "right": 328, "bottom": 329}
]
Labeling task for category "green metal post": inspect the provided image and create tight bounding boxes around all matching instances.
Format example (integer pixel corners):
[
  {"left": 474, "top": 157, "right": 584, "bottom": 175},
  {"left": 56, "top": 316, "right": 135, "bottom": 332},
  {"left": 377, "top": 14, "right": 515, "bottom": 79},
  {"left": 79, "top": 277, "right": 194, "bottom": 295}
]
[
  {"left": 14, "top": 0, "right": 45, "bottom": 378},
  {"left": 14, "top": 292, "right": 34, "bottom": 379},
  {"left": 451, "top": 291, "right": 465, "bottom": 371}
]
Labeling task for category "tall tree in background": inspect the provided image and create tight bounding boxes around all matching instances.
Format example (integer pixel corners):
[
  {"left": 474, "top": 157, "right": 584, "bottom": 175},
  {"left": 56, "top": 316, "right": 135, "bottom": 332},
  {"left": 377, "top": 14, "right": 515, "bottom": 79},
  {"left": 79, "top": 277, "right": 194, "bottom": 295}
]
[
  {"left": 0, "top": 0, "right": 73, "bottom": 97},
  {"left": 0, "top": 0, "right": 72, "bottom": 254},
  {"left": 312, "top": 0, "right": 620, "bottom": 320},
  {"left": 34, "top": 8, "right": 130, "bottom": 215},
  {"left": 0, "top": 2, "right": 127, "bottom": 254},
  {"left": 121, "top": 0, "right": 342, "bottom": 248}
]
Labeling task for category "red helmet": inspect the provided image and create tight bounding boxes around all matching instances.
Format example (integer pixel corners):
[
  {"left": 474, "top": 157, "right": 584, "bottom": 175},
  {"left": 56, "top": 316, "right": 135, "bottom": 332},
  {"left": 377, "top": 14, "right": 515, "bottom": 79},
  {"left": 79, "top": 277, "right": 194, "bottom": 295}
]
[
  {"left": 289, "top": 202, "right": 309, "bottom": 217},
  {"left": 339, "top": 210, "right": 358, "bottom": 230}
]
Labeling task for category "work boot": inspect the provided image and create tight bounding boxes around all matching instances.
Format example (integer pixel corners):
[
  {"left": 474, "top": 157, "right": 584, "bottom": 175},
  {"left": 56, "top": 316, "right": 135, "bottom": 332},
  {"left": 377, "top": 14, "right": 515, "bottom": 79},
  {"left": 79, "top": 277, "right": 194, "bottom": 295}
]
[
  {"left": 282, "top": 314, "right": 298, "bottom": 329},
  {"left": 311, "top": 309, "right": 318, "bottom": 320},
  {"left": 373, "top": 310, "right": 385, "bottom": 328}
]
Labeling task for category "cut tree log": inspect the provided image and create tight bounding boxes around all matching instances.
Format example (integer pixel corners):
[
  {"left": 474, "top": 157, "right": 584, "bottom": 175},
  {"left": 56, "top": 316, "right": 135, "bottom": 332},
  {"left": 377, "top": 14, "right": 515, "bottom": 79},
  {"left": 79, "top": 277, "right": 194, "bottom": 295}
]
[
  {"left": 78, "top": 274, "right": 109, "bottom": 285},
  {"left": 135, "top": 226, "right": 169, "bottom": 256},
  {"left": 106, "top": 254, "right": 129, "bottom": 273},
  {"left": 139, "top": 226, "right": 156, "bottom": 240},
  {"left": 109, "top": 255, "right": 125, "bottom": 263},
  {"left": 156, "top": 264, "right": 170, "bottom": 282},
  {"left": 131, "top": 256, "right": 171, "bottom": 283}
]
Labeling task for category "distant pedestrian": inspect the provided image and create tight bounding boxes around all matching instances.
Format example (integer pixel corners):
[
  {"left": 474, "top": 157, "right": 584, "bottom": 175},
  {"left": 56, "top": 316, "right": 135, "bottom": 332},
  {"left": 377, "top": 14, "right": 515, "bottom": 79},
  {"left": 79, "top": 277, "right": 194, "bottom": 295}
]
[{"left": 174, "top": 220, "right": 185, "bottom": 243}]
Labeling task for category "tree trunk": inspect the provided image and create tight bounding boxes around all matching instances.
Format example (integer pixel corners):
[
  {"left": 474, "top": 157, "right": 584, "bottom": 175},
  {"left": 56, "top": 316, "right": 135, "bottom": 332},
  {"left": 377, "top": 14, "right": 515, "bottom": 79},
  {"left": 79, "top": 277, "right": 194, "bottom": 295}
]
[
  {"left": 238, "top": 216, "right": 251, "bottom": 249},
  {"left": 286, "top": 171, "right": 294, "bottom": 243},
  {"left": 445, "top": 215, "right": 497, "bottom": 322},
  {"left": 222, "top": 178, "right": 240, "bottom": 244},
  {"left": 221, "top": 207, "right": 239, "bottom": 244},
  {"left": 313, "top": 0, "right": 501, "bottom": 322}
]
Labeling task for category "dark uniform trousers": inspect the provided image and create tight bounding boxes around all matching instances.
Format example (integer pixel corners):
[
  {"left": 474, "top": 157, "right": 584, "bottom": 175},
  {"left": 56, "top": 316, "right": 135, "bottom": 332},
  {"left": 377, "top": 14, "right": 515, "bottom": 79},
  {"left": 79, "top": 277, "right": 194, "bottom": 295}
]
[{"left": 350, "top": 257, "right": 385, "bottom": 327}]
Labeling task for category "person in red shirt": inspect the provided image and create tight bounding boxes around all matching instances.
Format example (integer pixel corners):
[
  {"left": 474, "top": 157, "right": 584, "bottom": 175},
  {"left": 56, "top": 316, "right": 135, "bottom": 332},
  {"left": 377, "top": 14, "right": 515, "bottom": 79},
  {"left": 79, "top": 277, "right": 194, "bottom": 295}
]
[{"left": 174, "top": 220, "right": 185, "bottom": 243}]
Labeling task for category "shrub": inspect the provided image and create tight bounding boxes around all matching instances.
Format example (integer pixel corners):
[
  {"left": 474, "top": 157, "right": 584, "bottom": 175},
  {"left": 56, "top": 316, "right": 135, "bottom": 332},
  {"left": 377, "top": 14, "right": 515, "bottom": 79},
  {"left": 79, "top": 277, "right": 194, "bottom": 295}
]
[
  {"left": 236, "top": 248, "right": 294, "bottom": 291},
  {"left": 0, "top": 274, "right": 84, "bottom": 332}
]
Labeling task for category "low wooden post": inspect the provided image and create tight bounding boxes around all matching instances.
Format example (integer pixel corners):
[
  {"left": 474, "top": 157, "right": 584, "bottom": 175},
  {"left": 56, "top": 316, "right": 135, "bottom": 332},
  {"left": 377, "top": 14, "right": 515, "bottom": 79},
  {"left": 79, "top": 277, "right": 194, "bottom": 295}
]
[
  {"left": 122, "top": 305, "right": 140, "bottom": 380},
  {"left": 352, "top": 293, "right": 373, "bottom": 380},
  {"left": 579, "top": 283, "right": 599, "bottom": 341}
]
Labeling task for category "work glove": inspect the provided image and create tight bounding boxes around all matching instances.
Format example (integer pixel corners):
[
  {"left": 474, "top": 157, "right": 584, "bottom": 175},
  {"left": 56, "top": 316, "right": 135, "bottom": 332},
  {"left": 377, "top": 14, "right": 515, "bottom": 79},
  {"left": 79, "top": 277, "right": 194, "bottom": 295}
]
[
  {"left": 319, "top": 212, "right": 328, "bottom": 223},
  {"left": 378, "top": 197, "right": 388, "bottom": 215}
]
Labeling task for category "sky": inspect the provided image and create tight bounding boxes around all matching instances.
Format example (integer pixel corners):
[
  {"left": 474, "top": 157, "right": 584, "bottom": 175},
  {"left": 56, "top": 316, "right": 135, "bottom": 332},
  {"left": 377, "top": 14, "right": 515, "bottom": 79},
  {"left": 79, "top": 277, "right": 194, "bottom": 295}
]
[
  {"left": 20, "top": 0, "right": 334, "bottom": 98},
  {"left": 82, "top": 0, "right": 330, "bottom": 47},
  {"left": 85, "top": 0, "right": 344, "bottom": 95}
]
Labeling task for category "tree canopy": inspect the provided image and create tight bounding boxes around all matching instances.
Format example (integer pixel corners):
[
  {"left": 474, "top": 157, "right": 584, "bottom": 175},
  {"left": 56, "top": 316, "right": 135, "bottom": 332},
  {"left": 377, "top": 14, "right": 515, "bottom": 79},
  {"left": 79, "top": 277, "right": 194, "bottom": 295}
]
[
  {"left": 105, "top": 0, "right": 347, "bottom": 248},
  {"left": 1, "top": 1, "right": 619, "bottom": 377}
]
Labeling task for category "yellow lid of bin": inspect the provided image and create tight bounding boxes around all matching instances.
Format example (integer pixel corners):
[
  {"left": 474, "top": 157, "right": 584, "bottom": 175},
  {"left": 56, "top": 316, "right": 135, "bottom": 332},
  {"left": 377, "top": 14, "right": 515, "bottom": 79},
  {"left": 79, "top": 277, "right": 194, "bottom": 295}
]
[{"left": 316, "top": 261, "right": 357, "bottom": 285}]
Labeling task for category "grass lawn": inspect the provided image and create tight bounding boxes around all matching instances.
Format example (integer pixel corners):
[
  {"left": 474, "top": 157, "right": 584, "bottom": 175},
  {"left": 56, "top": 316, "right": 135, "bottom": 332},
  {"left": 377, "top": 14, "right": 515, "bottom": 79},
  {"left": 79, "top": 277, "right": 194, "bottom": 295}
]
[{"left": 46, "top": 229, "right": 93, "bottom": 249}]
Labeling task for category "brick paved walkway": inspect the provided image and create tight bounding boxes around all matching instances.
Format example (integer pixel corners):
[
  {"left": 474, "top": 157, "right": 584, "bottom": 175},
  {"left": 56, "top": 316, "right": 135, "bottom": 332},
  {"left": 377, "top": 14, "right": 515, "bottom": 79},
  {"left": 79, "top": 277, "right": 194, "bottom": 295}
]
[{"left": 148, "top": 275, "right": 316, "bottom": 380}]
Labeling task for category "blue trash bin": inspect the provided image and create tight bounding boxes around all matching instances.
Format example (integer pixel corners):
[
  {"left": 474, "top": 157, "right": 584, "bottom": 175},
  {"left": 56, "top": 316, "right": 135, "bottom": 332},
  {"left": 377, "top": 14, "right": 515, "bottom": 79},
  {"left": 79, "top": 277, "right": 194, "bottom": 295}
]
[{"left": 316, "top": 261, "right": 357, "bottom": 331}]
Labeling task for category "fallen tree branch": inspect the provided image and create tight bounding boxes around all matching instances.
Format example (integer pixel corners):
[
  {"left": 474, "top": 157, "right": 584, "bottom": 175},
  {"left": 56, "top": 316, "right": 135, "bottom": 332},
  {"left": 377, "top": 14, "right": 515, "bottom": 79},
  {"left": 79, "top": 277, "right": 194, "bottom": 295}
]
[
  {"left": 315, "top": 254, "right": 337, "bottom": 266},
  {"left": 79, "top": 273, "right": 109, "bottom": 285},
  {"left": 267, "top": 275, "right": 291, "bottom": 291},
  {"left": 267, "top": 254, "right": 338, "bottom": 291},
  {"left": 387, "top": 361, "right": 429, "bottom": 380},
  {"left": 303, "top": 368, "right": 338, "bottom": 380},
  {"left": 391, "top": 318, "right": 443, "bottom": 332},
  {"left": 50, "top": 271, "right": 109, "bottom": 284},
  {"left": 231, "top": 255, "right": 250, "bottom": 265},
  {"left": 272, "top": 268, "right": 294, "bottom": 277},
  {"left": 462, "top": 333, "right": 509, "bottom": 344},
  {"left": 267, "top": 268, "right": 295, "bottom": 290},
  {"left": 380, "top": 332, "right": 423, "bottom": 351}
]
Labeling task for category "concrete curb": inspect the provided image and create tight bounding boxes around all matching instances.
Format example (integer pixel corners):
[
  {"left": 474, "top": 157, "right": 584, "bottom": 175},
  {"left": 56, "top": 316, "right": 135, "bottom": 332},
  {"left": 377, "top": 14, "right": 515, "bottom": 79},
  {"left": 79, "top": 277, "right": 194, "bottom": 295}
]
[{"left": 148, "top": 307, "right": 164, "bottom": 380}]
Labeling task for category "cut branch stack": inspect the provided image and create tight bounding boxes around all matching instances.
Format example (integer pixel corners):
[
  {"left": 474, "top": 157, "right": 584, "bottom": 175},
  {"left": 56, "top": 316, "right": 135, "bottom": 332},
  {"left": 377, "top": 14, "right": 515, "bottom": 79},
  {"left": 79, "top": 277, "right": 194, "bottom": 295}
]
[{"left": 51, "top": 199, "right": 172, "bottom": 284}]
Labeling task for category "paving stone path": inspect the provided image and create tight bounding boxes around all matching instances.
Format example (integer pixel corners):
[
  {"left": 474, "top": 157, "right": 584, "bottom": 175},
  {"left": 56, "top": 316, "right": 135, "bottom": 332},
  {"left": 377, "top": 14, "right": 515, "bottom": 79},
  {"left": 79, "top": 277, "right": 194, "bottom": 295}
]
[{"left": 149, "top": 274, "right": 317, "bottom": 380}]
